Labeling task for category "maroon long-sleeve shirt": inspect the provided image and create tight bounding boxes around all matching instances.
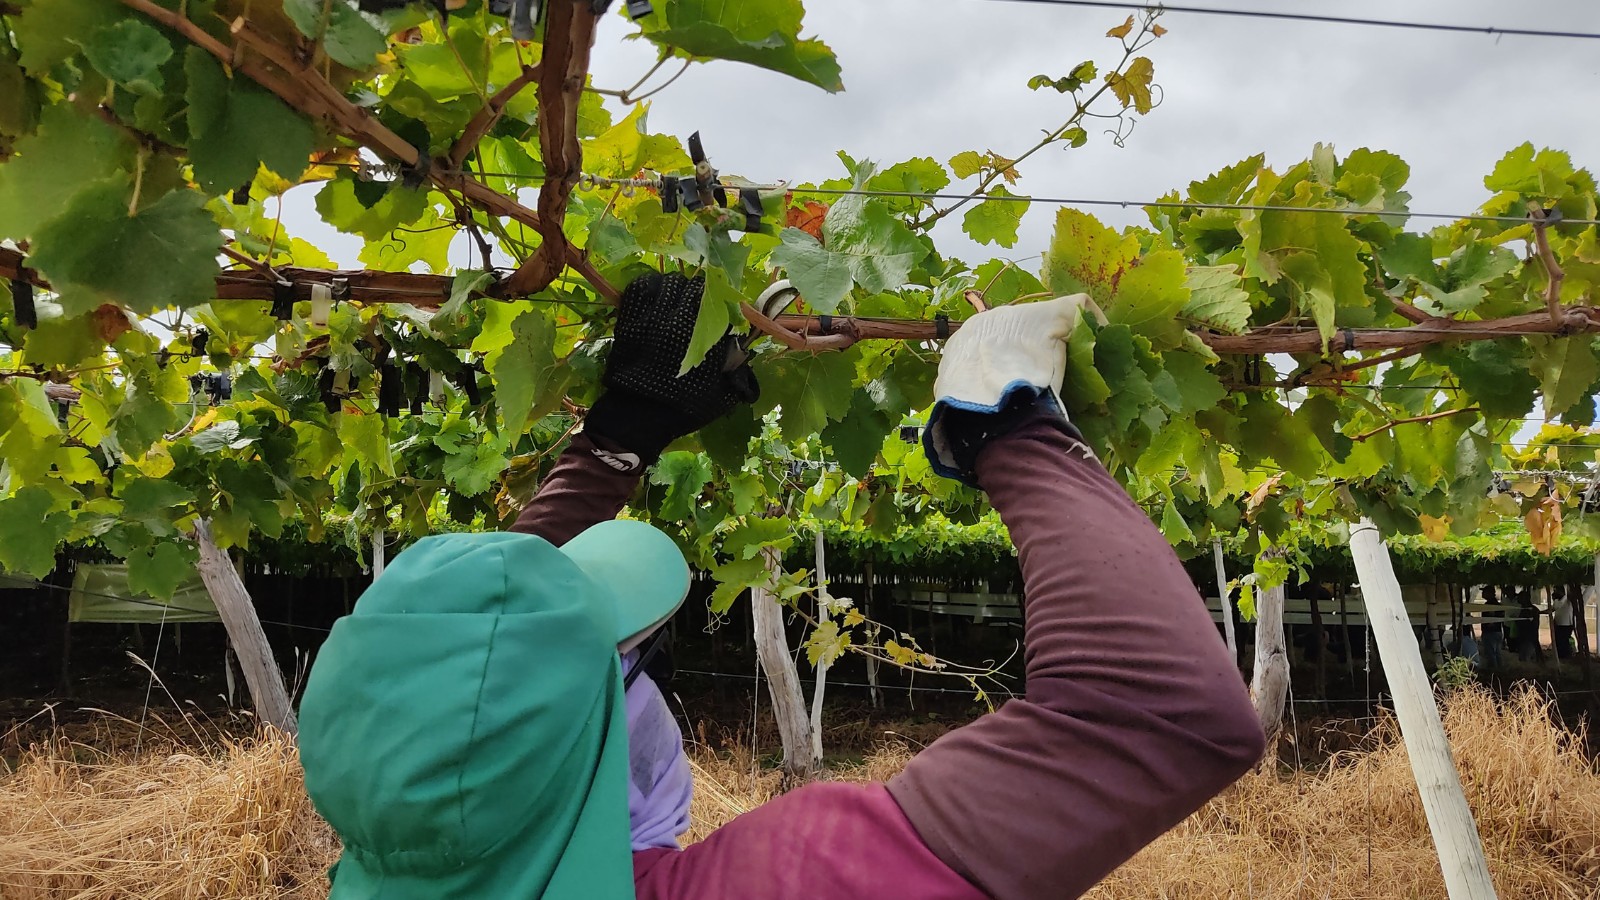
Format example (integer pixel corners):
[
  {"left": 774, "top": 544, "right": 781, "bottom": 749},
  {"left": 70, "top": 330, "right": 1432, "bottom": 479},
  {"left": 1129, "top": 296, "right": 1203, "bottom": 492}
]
[{"left": 515, "top": 419, "right": 1265, "bottom": 900}]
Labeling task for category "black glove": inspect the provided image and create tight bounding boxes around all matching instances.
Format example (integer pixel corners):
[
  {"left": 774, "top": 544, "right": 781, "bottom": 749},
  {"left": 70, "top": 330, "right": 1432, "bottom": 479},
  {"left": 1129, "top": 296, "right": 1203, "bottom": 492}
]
[{"left": 585, "top": 272, "right": 759, "bottom": 469}]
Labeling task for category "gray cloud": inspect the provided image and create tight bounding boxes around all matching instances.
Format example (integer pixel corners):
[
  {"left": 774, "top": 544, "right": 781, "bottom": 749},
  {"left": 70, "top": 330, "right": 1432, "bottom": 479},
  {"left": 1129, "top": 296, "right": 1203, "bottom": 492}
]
[{"left": 286, "top": 0, "right": 1600, "bottom": 270}]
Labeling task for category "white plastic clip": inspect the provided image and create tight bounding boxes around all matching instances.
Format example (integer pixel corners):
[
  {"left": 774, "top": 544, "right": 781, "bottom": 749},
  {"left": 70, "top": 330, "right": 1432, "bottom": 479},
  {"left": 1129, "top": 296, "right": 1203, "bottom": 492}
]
[{"left": 310, "top": 283, "right": 333, "bottom": 328}]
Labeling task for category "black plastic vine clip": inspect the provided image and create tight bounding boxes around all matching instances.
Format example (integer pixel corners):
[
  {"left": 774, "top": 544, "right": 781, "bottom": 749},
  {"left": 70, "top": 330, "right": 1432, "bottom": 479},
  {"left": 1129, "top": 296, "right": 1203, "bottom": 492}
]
[
  {"left": 739, "top": 187, "right": 764, "bottom": 233},
  {"left": 659, "top": 175, "right": 681, "bottom": 213},
  {"left": 659, "top": 133, "right": 763, "bottom": 232},
  {"left": 934, "top": 314, "right": 950, "bottom": 340},
  {"left": 374, "top": 347, "right": 401, "bottom": 418},
  {"left": 625, "top": 0, "right": 653, "bottom": 18},
  {"left": 407, "top": 362, "right": 427, "bottom": 414},
  {"left": 318, "top": 366, "right": 340, "bottom": 414},
  {"left": 271, "top": 279, "right": 296, "bottom": 320},
  {"left": 231, "top": 184, "right": 251, "bottom": 205},
  {"left": 190, "top": 329, "right": 210, "bottom": 359},
  {"left": 9, "top": 277, "right": 36, "bottom": 330}
]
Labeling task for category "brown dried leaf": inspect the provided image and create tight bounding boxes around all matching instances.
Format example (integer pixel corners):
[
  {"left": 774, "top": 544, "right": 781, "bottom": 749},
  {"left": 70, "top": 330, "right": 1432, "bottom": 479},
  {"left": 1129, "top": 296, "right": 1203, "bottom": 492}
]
[
  {"left": 91, "top": 304, "right": 132, "bottom": 343},
  {"left": 1525, "top": 496, "right": 1563, "bottom": 555},
  {"left": 786, "top": 200, "right": 828, "bottom": 240},
  {"left": 1107, "top": 15, "right": 1135, "bottom": 38}
]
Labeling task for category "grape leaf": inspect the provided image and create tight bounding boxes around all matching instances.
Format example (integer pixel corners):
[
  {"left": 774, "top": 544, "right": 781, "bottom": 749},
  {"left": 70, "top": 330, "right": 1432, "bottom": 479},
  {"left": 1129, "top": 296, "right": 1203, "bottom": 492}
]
[
  {"left": 651, "top": 451, "right": 713, "bottom": 521},
  {"left": 772, "top": 167, "right": 927, "bottom": 313},
  {"left": 338, "top": 411, "right": 394, "bottom": 477},
  {"left": 1161, "top": 350, "right": 1227, "bottom": 413},
  {"left": 12, "top": 0, "right": 128, "bottom": 76},
  {"left": 0, "top": 379, "right": 64, "bottom": 485},
  {"left": 190, "top": 420, "right": 253, "bottom": 453},
  {"left": 125, "top": 540, "right": 197, "bottom": 601},
  {"left": 582, "top": 103, "right": 647, "bottom": 177},
  {"left": 1043, "top": 207, "right": 1138, "bottom": 304},
  {"left": 1381, "top": 232, "right": 1438, "bottom": 285},
  {"left": 0, "top": 104, "right": 135, "bottom": 240},
  {"left": 759, "top": 349, "right": 858, "bottom": 441},
  {"left": 640, "top": 0, "right": 843, "bottom": 93},
  {"left": 680, "top": 267, "right": 737, "bottom": 376},
  {"left": 442, "top": 442, "right": 509, "bottom": 496},
  {"left": 1528, "top": 336, "right": 1600, "bottom": 417},
  {"left": 1093, "top": 324, "right": 1153, "bottom": 430},
  {"left": 28, "top": 176, "right": 222, "bottom": 316},
  {"left": 1064, "top": 314, "right": 1111, "bottom": 407},
  {"left": 357, "top": 209, "right": 455, "bottom": 273},
  {"left": 699, "top": 403, "right": 760, "bottom": 470},
  {"left": 822, "top": 389, "right": 892, "bottom": 478},
  {"left": 0, "top": 487, "right": 71, "bottom": 578},
  {"left": 82, "top": 19, "right": 172, "bottom": 94},
  {"left": 1104, "top": 56, "right": 1155, "bottom": 113},
  {"left": 1443, "top": 340, "right": 1539, "bottom": 419},
  {"left": 110, "top": 367, "right": 183, "bottom": 458},
  {"left": 871, "top": 157, "right": 951, "bottom": 198},
  {"left": 723, "top": 518, "right": 793, "bottom": 560},
  {"left": 803, "top": 618, "right": 851, "bottom": 667},
  {"left": 962, "top": 186, "right": 1027, "bottom": 248},
  {"left": 314, "top": 176, "right": 430, "bottom": 240},
  {"left": 709, "top": 556, "right": 769, "bottom": 613},
  {"left": 283, "top": 0, "right": 388, "bottom": 70},
  {"left": 768, "top": 228, "right": 854, "bottom": 314},
  {"left": 1181, "top": 265, "right": 1252, "bottom": 334},
  {"left": 1159, "top": 501, "right": 1195, "bottom": 545},
  {"left": 1106, "top": 249, "right": 1189, "bottom": 350},
  {"left": 21, "top": 301, "right": 105, "bottom": 365},
  {"left": 120, "top": 477, "right": 194, "bottom": 538},
  {"left": 184, "top": 48, "right": 316, "bottom": 192},
  {"left": 949, "top": 151, "right": 984, "bottom": 180},
  {"left": 478, "top": 307, "right": 556, "bottom": 440}
]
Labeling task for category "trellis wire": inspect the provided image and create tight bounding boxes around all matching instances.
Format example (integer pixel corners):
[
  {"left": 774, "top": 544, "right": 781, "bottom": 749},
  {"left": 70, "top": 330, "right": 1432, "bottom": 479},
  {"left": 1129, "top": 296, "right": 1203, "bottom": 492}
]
[{"left": 989, "top": 0, "right": 1600, "bottom": 41}]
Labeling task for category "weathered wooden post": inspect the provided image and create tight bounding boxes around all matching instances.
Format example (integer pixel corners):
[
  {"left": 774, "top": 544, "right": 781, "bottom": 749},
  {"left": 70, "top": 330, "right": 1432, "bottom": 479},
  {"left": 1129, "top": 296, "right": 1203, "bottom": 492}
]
[
  {"left": 808, "top": 531, "right": 830, "bottom": 768},
  {"left": 193, "top": 520, "right": 297, "bottom": 736},
  {"left": 1212, "top": 538, "right": 1238, "bottom": 659},
  {"left": 1350, "top": 518, "right": 1497, "bottom": 900}
]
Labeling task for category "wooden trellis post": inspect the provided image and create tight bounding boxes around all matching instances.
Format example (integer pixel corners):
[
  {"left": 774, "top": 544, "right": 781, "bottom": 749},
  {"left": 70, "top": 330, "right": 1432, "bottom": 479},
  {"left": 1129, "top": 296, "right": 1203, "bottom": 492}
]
[
  {"left": 1350, "top": 518, "right": 1497, "bottom": 900},
  {"left": 1212, "top": 538, "right": 1238, "bottom": 658},
  {"left": 193, "top": 520, "right": 297, "bottom": 736}
]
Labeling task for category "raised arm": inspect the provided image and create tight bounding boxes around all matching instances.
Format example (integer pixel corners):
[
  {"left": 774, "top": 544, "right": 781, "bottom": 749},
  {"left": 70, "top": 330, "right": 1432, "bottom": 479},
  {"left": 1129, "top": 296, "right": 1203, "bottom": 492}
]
[
  {"left": 510, "top": 272, "right": 757, "bottom": 546},
  {"left": 889, "top": 297, "right": 1265, "bottom": 899}
]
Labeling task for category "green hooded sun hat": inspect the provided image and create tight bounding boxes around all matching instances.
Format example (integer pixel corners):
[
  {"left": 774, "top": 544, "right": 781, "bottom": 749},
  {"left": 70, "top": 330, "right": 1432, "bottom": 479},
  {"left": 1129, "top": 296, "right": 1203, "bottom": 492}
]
[{"left": 297, "top": 523, "right": 689, "bottom": 900}]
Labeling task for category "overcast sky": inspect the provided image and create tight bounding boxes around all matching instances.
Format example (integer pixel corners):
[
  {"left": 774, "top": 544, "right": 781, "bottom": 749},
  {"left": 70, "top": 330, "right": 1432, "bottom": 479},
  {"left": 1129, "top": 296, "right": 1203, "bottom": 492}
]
[{"left": 287, "top": 0, "right": 1599, "bottom": 269}]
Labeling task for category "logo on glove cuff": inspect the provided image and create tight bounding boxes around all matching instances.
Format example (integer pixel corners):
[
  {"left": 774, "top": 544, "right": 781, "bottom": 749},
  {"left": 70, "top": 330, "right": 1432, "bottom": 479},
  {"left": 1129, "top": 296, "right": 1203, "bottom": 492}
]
[{"left": 592, "top": 448, "right": 643, "bottom": 472}]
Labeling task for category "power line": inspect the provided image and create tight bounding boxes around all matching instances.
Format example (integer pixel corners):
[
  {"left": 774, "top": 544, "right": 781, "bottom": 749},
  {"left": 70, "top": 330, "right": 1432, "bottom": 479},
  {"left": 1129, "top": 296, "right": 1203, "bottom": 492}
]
[{"left": 989, "top": 0, "right": 1600, "bottom": 41}]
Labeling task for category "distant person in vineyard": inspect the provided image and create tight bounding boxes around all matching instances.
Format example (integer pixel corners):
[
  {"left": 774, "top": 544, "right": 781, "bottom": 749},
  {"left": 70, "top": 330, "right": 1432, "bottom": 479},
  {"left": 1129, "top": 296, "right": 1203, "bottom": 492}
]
[
  {"left": 1515, "top": 590, "right": 1542, "bottom": 663},
  {"left": 1551, "top": 587, "right": 1576, "bottom": 661},
  {"left": 296, "top": 274, "right": 1266, "bottom": 900},
  {"left": 1479, "top": 586, "right": 1505, "bottom": 669}
]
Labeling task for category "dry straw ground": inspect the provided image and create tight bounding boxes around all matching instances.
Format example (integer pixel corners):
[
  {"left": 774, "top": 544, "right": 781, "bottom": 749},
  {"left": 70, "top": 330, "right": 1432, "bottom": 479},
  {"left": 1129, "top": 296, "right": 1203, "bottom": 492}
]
[{"left": 1, "top": 686, "right": 1596, "bottom": 899}]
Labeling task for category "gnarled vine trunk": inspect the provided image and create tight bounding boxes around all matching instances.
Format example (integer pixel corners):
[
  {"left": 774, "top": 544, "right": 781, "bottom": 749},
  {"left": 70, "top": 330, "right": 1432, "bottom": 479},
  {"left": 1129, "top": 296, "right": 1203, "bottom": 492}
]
[
  {"left": 1249, "top": 581, "right": 1288, "bottom": 761},
  {"left": 751, "top": 547, "right": 816, "bottom": 786}
]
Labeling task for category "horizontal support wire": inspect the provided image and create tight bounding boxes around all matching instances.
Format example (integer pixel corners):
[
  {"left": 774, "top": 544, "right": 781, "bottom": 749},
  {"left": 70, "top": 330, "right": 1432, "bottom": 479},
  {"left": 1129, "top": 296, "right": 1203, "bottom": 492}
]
[
  {"left": 986, "top": 0, "right": 1600, "bottom": 41},
  {"left": 436, "top": 163, "right": 1600, "bottom": 227}
]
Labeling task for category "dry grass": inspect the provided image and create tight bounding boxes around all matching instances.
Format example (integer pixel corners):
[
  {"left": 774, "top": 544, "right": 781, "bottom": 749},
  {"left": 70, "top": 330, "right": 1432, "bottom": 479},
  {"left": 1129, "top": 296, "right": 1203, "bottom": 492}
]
[{"left": 1, "top": 686, "right": 1596, "bottom": 899}]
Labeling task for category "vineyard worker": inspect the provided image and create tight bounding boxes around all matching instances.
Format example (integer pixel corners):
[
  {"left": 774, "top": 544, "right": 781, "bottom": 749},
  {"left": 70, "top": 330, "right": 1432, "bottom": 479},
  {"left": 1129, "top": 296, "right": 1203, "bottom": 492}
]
[{"left": 297, "top": 273, "right": 1265, "bottom": 900}]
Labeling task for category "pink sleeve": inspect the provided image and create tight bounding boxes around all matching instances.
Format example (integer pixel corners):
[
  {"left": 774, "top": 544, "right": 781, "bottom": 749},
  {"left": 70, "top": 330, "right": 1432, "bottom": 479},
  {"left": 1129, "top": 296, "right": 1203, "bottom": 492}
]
[{"left": 633, "top": 783, "right": 984, "bottom": 900}]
